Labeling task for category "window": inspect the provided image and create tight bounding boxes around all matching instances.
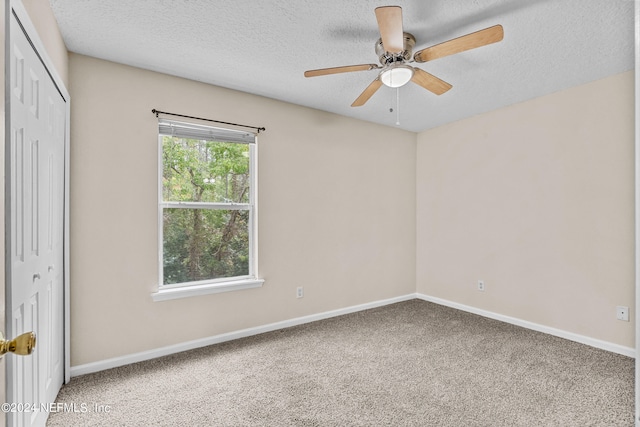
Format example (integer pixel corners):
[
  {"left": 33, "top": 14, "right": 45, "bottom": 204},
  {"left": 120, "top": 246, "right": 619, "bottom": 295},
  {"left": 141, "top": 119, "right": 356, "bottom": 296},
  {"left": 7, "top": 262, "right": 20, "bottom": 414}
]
[{"left": 154, "top": 119, "right": 262, "bottom": 301}]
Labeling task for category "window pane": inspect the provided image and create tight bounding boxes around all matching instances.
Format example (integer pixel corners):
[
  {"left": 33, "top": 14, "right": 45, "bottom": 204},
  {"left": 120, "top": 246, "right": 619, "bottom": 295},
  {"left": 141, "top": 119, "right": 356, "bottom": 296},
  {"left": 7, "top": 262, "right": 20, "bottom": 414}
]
[
  {"left": 162, "top": 136, "right": 250, "bottom": 204},
  {"left": 163, "top": 208, "right": 249, "bottom": 285}
]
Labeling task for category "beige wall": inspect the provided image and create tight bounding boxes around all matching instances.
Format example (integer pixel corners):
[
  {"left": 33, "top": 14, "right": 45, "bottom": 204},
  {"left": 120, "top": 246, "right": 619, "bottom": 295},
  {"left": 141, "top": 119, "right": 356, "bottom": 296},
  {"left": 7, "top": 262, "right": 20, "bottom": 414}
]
[
  {"left": 21, "top": 0, "right": 68, "bottom": 86},
  {"left": 416, "top": 71, "right": 635, "bottom": 348},
  {"left": 68, "top": 53, "right": 417, "bottom": 366}
]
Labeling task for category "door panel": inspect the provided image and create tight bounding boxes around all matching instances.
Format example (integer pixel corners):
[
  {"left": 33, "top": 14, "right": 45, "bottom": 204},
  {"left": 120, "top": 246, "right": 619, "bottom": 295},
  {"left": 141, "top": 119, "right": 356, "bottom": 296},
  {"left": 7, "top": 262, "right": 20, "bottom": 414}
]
[{"left": 7, "top": 10, "right": 65, "bottom": 427}]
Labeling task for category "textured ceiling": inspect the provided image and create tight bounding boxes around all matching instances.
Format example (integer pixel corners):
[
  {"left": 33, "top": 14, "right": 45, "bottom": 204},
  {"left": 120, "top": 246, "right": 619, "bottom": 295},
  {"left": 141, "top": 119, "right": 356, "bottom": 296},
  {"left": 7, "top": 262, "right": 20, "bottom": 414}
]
[{"left": 49, "top": 0, "right": 635, "bottom": 132}]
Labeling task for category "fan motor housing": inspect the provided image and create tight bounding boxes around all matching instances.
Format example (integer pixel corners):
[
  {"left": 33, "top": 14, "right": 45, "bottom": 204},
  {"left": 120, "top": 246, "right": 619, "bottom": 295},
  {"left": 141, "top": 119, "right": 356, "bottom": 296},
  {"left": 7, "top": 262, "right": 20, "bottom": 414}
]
[{"left": 376, "top": 32, "right": 416, "bottom": 64}]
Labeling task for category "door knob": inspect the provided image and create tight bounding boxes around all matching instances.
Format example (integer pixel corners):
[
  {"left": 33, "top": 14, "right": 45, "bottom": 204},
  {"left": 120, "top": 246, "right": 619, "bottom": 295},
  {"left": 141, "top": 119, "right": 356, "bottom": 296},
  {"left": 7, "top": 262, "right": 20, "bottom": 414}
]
[{"left": 0, "top": 331, "right": 36, "bottom": 357}]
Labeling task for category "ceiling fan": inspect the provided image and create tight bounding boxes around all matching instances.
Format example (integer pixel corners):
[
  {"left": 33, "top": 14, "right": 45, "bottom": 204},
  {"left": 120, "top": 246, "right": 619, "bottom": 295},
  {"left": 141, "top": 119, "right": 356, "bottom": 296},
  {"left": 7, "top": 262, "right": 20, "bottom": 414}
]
[{"left": 304, "top": 6, "right": 504, "bottom": 107}]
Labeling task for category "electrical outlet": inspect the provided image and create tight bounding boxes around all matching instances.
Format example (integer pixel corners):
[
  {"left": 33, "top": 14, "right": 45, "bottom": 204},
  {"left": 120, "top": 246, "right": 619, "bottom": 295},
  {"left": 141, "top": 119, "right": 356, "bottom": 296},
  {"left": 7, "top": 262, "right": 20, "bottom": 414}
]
[
  {"left": 616, "top": 306, "right": 629, "bottom": 321},
  {"left": 296, "top": 287, "right": 304, "bottom": 299},
  {"left": 477, "top": 280, "right": 485, "bottom": 291}
]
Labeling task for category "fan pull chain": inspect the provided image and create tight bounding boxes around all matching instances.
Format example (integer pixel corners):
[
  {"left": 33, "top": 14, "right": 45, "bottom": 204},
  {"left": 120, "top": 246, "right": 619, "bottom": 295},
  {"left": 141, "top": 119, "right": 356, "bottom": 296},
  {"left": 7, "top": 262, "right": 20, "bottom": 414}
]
[
  {"left": 386, "top": 72, "right": 400, "bottom": 126},
  {"left": 389, "top": 83, "right": 394, "bottom": 113},
  {"left": 396, "top": 88, "right": 400, "bottom": 126},
  {"left": 388, "top": 87, "right": 400, "bottom": 126}
]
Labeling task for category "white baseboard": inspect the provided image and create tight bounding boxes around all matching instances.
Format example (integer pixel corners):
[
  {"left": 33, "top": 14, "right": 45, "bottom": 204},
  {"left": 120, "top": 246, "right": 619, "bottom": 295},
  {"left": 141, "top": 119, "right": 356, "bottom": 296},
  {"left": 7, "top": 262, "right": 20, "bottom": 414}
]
[
  {"left": 70, "top": 293, "right": 417, "bottom": 377},
  {"left": 416, "top": 293, "right": 636, "bottom": 358},
  {"left": 71, "top": 292, "right": 634, "bottom": 377}
]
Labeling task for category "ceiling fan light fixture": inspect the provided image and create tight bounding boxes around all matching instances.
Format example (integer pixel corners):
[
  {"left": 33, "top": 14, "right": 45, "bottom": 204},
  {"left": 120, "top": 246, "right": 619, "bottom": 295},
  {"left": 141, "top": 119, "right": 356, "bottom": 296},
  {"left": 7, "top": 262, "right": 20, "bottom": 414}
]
[
  {"left": 379, "top": 64, "right": 413, "bottom": 88},
  {"left": 303, "top": 5, "right": 504, "bottom": 108}
]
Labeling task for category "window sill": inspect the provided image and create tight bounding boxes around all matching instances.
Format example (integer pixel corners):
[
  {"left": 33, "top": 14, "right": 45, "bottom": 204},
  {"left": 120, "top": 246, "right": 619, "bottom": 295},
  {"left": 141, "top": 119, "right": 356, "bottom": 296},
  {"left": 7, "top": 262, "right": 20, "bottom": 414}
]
[{"left": 151, "top": 278, "right": 264, "bottom": 302}]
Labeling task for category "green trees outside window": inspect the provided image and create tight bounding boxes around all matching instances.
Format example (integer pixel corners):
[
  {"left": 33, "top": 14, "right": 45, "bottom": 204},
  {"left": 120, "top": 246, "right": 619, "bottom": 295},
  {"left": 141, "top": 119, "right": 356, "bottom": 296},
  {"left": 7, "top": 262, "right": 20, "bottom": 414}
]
[{"left": 161, "top": 136, "right": 251, "bottom": 285}]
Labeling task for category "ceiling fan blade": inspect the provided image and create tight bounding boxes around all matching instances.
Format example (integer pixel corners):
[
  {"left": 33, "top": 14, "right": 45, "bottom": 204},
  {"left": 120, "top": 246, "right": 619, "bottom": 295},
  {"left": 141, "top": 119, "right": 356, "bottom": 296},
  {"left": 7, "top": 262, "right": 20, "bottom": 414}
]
[
  {"left": 414, "top": 25, "right": 504, "bottom": 63},
  {"left": 304, "top": 64, "right": 380, "bottom": 78},
  {"left": 351, "top": 78, "right": 383, "bottom": 107},
  {"left": 375, "top": 6, "right": 404, "bottom": 53},
  {"left": 410, "top": 68, "right": 452, "bottom": 95}
]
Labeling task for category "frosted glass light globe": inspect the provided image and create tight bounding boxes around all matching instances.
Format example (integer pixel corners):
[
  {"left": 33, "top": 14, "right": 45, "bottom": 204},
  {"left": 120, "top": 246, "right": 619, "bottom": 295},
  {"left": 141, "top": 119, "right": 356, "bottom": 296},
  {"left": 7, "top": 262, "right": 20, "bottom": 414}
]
[{"left": 380, "top": 65, "right": 413, "bottom": 88}]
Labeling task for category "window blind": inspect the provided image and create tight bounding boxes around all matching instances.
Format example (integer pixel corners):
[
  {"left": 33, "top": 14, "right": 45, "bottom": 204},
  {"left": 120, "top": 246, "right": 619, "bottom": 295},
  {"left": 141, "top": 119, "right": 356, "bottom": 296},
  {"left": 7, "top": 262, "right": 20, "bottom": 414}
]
[{"left": 158, "top": 119, "right": 256, "bottom": 144}]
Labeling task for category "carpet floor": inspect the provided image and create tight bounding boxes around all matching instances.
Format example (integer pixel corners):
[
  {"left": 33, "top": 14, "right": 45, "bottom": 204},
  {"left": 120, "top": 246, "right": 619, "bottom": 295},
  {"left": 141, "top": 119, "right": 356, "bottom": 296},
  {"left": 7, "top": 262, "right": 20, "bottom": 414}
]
[{"left": 47, "top": 300, "right": 634, "bottom": 426}]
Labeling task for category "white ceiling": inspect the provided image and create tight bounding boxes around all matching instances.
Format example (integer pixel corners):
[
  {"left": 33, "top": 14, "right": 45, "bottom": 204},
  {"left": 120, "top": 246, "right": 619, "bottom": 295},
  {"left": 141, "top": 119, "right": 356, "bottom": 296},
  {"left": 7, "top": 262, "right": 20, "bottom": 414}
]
[{"left": 49, "top": 0, "right": 635, "bottom": 133}]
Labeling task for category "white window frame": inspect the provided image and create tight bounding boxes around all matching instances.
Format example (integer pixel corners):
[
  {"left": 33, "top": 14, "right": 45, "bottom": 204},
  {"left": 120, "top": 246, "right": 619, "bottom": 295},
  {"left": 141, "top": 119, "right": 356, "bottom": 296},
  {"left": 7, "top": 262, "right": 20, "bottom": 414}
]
[{"left": 152, "top": 119, "right": 263, "bottom": 302}]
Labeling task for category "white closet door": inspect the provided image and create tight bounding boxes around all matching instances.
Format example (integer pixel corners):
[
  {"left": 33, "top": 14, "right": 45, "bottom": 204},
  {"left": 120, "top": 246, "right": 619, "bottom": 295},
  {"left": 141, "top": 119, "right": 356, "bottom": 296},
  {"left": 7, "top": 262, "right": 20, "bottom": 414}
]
[{"left": 7, "top": 10, "right": 66, "bottom": 427}]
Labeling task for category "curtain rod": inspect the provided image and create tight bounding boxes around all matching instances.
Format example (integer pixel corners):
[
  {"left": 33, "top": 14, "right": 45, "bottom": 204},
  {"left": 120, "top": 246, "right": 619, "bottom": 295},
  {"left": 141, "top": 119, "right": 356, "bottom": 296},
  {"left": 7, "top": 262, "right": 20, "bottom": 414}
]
[{"left": 152, "top": 109, "right": 265, "bottom": 133}]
